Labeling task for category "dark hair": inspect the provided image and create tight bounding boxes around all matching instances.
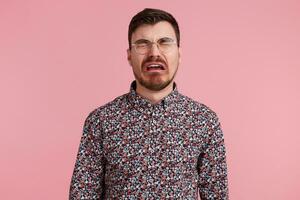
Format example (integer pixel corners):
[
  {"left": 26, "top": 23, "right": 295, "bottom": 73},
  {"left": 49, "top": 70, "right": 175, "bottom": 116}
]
[{"left": 128, "top": 8, "right": 180, "bottom": 49}]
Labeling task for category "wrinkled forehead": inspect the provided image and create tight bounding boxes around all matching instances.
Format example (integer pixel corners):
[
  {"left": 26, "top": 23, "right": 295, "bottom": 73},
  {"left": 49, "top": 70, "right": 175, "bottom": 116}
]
[{"left": 131, "top": 21, "right": 177, "bottom": 42}]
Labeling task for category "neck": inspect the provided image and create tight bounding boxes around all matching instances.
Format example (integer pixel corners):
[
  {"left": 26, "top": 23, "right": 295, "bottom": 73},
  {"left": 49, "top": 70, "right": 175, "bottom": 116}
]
[{"left": 135, "top": 81, "right": 174, "bottom": 105}]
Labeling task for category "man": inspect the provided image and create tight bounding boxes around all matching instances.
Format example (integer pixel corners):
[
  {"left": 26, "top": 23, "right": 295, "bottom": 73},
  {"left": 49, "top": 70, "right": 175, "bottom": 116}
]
[{"left": 69, "top": 8, "right": 229, "bottom": 199}]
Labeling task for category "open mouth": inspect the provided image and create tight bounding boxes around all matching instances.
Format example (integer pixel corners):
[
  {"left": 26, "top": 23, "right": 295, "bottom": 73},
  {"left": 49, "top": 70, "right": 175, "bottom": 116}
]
[{"left": 144, "top": 63, "right": 166, "bottom": 72}]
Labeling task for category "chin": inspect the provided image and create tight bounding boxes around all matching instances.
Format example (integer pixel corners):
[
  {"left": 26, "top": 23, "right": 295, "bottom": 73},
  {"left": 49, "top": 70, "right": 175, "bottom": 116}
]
[{"left": 144, "top": 79, "right": 172, "bottom": 91}]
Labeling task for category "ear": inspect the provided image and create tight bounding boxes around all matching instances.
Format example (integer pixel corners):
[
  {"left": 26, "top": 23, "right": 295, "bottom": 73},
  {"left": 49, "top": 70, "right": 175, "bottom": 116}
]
[
  {"left": 178, "top": 47, "right": 181, "bottom": 64},
  {"left": 127, "top": 49, "right": 132, "bottom": 66}
]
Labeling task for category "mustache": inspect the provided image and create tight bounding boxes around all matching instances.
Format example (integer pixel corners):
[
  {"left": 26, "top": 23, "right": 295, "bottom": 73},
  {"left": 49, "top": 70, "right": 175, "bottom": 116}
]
[{"left": 142, "top": 57, "right": 167, "bottom": 67}]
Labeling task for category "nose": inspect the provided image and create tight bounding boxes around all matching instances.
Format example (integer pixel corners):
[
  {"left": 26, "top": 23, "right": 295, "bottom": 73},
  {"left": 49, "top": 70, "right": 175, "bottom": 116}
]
[{"left": 148, "top": 43, "right": 161, "bottom": 57}]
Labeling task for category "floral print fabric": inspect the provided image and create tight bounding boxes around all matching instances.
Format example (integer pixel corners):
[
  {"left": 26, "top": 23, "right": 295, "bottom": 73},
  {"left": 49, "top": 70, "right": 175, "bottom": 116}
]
[{"left": 69, "top": 81, "right": 229, "bottom": 199}]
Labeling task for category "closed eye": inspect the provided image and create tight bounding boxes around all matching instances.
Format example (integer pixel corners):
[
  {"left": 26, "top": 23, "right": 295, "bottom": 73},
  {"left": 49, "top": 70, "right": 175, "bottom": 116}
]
[{"left": 158, "top": 37, "right": 175, "bottom": 44}]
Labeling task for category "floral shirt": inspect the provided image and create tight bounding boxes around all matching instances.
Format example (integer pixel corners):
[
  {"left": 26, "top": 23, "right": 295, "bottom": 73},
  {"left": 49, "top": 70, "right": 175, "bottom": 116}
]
[{"left": 69, "top": 81, "right": 229, "bottom": 200}]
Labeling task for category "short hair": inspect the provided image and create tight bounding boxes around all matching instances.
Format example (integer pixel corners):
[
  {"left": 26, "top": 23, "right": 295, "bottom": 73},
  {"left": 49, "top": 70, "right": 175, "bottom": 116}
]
[{"left": 128, "top": 8, "right": 180, "bottom": 49}]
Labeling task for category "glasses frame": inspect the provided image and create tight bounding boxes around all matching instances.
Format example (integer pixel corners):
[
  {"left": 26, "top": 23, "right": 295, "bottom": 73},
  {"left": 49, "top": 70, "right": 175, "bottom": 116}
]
[{"left": 131, "top": 38, "right": 177, "bottom": 55}]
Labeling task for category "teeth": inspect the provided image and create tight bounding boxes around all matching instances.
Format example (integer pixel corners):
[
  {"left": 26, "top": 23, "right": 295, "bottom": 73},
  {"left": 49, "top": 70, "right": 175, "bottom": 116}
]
[{"left": 147, "top": 64, "right": 164, "bottom": 69}]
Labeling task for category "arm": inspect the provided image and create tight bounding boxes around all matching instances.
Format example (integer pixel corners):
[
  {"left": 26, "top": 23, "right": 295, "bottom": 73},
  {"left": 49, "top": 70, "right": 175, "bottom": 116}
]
[
  {"left": 197, "top": 112, "right": 229, "bottom": 200},
  {"left": 69, "top": 110, "right": 106, "bottom": 200}
]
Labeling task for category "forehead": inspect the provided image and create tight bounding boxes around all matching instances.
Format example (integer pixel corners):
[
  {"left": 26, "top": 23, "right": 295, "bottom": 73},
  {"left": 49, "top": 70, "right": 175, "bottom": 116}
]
[{"left": 131, "top": 21, "right": 176, "bottom": 42}]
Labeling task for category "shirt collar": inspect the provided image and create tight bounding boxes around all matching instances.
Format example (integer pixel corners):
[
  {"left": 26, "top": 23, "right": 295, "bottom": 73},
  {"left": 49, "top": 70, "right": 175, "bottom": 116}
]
[{"left": 127, "top": 80, "right": 179, "bottom": 112}]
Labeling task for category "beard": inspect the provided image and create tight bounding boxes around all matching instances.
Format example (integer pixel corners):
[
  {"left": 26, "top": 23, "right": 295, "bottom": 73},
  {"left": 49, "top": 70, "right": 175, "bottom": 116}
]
[
  {"left": 133, "top": 67, "right": 178, "bottom": 91},
  {"left": 132, "top": 54, "right": 179, "bottom": 91}
]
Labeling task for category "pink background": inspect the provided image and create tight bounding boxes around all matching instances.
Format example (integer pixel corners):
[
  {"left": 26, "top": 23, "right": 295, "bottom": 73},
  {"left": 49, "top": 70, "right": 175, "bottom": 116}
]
[{"left": 1, "top": 0, "right": 300, "bottom": 199}]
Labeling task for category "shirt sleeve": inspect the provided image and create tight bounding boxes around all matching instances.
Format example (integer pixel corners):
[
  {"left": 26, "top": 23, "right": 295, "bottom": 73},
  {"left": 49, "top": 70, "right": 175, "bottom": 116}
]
[
  {"left": 69, "top": 110, "right": 106, "bottom": 200},
  {"left": 197, "top": 112, "right": 229, "bottom": 200}
]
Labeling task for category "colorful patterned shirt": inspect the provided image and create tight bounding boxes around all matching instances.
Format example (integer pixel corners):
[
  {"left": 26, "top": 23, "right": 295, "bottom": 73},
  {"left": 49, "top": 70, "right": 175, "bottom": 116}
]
[{"left": 69, "top": 81, "right": 229, "bottom": 200}]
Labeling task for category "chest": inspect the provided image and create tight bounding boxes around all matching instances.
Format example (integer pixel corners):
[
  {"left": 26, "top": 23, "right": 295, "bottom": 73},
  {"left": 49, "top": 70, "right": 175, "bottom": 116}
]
[{"left": 102, "top": 110, "right": 206, "bottom": 176}]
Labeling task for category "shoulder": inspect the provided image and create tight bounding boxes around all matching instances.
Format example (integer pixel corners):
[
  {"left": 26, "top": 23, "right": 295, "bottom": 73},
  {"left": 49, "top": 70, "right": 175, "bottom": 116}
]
[
  {"left": 177, "top": 92, "right": 219, "bottom": 122},
  {"left": 84, "top": 92, "right": 129, "bottom": 124}
]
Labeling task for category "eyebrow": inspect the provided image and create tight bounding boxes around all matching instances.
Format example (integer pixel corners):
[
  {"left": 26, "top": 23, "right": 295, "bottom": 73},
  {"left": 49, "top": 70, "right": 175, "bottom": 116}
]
[
  {"left": 133, "top": 39, "right": 150, "bottom": 44},
  {"left": 157, "top": 37, "right": 174, "bottom": 42}
]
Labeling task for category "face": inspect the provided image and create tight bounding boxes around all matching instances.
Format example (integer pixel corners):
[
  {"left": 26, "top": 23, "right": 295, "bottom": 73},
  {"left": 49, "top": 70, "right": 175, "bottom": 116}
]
[{"left": 127, "top": 21, "right": 181, "bottom": 91}]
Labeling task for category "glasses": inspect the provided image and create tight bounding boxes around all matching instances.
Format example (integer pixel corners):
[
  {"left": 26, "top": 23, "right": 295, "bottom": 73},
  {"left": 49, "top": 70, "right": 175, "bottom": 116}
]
[{"left": 131, "top": 37, "right": 177, "bottom": 55}]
